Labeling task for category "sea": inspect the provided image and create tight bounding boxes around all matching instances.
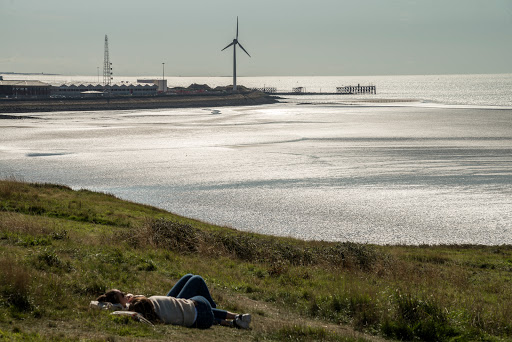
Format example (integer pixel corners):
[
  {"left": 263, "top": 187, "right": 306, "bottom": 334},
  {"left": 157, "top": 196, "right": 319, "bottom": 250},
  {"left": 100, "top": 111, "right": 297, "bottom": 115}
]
[{"left": 1, "top": 73, "right": 511, "bottom": 245}]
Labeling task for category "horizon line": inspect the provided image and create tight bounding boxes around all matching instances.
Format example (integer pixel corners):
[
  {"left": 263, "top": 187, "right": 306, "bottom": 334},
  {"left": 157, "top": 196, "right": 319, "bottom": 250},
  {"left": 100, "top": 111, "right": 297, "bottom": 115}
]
[{"left": 2, "top": 72, "right": 512, "bottom": 78}]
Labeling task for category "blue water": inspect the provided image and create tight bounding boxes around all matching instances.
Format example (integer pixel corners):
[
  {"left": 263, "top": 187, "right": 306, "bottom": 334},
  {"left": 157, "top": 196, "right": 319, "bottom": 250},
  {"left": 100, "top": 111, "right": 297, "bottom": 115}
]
[{"left": 1, "top": 74, "right": 511, "bottom": 245}]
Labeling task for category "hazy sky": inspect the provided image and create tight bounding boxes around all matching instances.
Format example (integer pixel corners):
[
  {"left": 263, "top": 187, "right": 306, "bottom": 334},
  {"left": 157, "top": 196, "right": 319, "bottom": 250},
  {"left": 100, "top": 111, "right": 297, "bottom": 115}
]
[{"left": 1, "top": 0, "right": 511, "bottom": 76}]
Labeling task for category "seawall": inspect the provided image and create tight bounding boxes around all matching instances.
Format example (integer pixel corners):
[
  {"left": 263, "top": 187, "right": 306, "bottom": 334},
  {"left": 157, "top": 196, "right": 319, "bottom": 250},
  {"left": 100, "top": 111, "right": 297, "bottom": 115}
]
[{"left": 0, "top": 91, "right": 278, "bottom": 114}]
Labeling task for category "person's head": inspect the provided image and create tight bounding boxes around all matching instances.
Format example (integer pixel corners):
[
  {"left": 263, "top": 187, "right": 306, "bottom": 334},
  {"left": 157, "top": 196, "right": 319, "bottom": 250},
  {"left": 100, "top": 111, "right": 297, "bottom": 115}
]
[
  {"left": 130, "top": 296, "right": 159, "bottom": 323},
  {"left": 96, "top": 289, "right": 129, "bottom": 307}
]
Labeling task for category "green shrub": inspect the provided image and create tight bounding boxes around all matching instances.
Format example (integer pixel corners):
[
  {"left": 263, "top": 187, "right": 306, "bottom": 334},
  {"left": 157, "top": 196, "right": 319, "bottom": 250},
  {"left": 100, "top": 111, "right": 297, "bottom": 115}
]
[
  {"left": 33, "top": 248, "right": 73, "bottom": 273},
  {"left": 137, "top": 259, "right": 157, "bottom": 271},
  {"left": 0, "top": 258, "right": 33, "bottom": 312},
  {"left": 383, "top": 291, "right": 461, "bottom": 341}
]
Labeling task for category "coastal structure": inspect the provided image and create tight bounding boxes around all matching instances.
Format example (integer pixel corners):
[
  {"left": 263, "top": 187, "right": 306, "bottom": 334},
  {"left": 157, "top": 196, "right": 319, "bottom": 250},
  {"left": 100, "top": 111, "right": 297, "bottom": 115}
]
[
  {"left": 251, "top": 86, "right": 277, "bottom": 94},
  {"left": 0, "top": 89, "right": 276, "bottom": 113},
  {"left": 0, "top": 80, "right": 51, "bottom": 98},
  {"left": 336, "top": 84, "right": 376, "bottom": 94},
  {"left": 137, "top": 79, "right": 167, "bottom": 93},
  {"left": 221, "top": 17, "right": 251, "bottom": 92},
  {"left": 253, "top": 84, "right": 377, "bottom": 95},
  {"left": 51, "top": 83, "right": 158, "bottom": 97}
]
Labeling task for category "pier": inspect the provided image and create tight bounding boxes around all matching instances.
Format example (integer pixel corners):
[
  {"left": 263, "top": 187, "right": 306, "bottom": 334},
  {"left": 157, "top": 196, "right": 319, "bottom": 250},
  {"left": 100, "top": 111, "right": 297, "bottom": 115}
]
[
  {"left": 336, "top": 84, "right": 376, "bottom": 95},
  {"left": 253, "top": 84, "right": 376, "bottom": 95}
]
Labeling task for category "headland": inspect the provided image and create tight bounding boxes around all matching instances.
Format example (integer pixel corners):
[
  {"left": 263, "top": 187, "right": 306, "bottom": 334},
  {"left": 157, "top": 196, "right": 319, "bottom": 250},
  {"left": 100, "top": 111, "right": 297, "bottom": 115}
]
[{"left": 1, "top": 178, "right": 511, "bottom": 341}]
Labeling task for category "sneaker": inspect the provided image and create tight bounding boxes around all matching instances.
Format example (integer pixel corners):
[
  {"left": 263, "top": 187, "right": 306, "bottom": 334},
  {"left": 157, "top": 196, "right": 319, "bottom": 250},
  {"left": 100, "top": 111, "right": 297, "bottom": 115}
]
[
  {"left": 239, "top": 314, "right": 251, "bottom": 324},
  {"left": 233, "top": 314, "right": 251, "bottom": 329}
]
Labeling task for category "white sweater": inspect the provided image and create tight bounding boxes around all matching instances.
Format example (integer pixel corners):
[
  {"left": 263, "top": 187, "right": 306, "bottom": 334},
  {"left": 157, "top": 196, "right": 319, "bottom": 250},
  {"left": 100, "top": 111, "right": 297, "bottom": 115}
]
[{"left": 149, "top": 296, "right": 197, "bottom": 326}]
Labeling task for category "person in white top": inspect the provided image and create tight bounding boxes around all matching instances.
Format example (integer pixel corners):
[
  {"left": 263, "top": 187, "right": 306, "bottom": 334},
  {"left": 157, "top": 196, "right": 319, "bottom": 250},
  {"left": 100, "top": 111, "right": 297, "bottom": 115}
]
[{"left": 96, "top": 274, "right": 251, "bottom": 329}]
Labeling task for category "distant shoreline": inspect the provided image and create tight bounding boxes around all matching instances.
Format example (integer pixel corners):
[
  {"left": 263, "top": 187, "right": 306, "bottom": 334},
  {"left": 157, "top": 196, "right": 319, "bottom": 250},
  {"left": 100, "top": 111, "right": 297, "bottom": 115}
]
[
  {"left": 0, "top": 72, "right": 60, "bottom": 76},
  {"left": 0, "top": 91, "right": 278, "bottom": 114}
]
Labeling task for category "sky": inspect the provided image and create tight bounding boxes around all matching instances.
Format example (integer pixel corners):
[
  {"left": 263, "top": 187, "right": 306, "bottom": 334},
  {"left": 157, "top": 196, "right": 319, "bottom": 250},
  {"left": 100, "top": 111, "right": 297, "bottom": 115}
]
[{"left": 1, "top": 0, "right": 511, "bottom": 77}]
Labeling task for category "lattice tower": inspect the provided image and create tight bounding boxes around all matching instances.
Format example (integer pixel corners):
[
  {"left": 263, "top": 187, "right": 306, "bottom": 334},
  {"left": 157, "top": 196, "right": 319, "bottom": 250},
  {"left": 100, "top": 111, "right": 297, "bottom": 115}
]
[{"left": 103, "top": 35, "right": 112, "bottom": 86}]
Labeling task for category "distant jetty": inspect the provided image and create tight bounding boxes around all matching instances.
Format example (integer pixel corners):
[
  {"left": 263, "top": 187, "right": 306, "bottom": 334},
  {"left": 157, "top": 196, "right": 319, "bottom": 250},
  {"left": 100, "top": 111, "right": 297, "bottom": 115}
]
[
  {"left": 252, "top": 84, "right": 376, "bottom": 95},
  {"left": 0, "top": 91, "right": 277, "bottom": 114}
]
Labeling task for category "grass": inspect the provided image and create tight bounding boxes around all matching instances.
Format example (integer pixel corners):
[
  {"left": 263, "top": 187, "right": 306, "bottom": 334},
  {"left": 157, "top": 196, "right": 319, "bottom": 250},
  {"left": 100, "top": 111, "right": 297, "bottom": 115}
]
[{"left": 1, "top": 179, "right": 512, "bottom": 341}]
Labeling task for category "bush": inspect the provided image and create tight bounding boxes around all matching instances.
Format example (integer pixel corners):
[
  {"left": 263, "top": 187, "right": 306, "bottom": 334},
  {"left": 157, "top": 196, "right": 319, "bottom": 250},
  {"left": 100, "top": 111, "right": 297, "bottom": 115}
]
[
  {"left": 127, "top": 218, "right": 199, "bottom": 252},
  {"left": 125, "top": 218, "right": 384, "bottom": 273},
  {"left": 382, "top": 291, "right": 460, "bottom": 341},
  {"left": 0, "top": 258, "right": 33, "bottom": 312},
  {"left": 0, "top": 177, "right": 22, "bottom": 198}
]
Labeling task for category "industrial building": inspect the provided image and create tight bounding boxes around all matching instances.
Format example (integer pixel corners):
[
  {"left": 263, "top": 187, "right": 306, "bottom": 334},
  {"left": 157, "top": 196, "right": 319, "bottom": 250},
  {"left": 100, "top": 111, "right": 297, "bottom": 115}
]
[
  {"left": 0, "top": 80, "right": 51, "bottom": 98},
  {"left": 52, "top": 83, "right": 158, "bottom": 97},
  {"left": 137, "top": 79, "right": 167, "bottom": 92}
]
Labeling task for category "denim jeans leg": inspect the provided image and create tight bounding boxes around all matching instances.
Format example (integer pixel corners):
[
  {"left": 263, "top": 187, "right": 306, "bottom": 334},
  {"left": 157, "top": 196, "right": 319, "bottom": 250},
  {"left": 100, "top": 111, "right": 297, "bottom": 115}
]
[
  {"left": 190, "top": 296, "right": 214, "bottom": 329},
  {"left": 175, "top": 275, "right": 217, "bottom": 308},
  {"left": 212, "top": 308, "right": 228, "bottom": 320},
  {"left": 166, "top": 274, "right": 193, "bottom": 297}
]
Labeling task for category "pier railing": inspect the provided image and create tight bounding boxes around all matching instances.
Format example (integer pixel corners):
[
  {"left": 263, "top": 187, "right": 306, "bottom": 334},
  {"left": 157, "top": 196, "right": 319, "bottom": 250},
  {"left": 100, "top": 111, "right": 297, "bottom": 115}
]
[
  {"left": 253, "top": 84, "right": 376, "bottom": 95},
  {"left": 336, "top": 84, "right": 376, "bottom": 94},
  {"left": 252, "top": 87, "right": 277, "bottom": 94}
]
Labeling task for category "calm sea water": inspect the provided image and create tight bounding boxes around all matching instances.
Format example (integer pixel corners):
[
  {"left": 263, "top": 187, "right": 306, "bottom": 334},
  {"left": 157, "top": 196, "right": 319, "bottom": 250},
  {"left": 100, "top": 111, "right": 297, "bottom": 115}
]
[
  {"left": 1, "top": 74, "right": 511, "bottom": 245},
  {"left": 9, "top": 73, "right": 512, "bottom": 107}
]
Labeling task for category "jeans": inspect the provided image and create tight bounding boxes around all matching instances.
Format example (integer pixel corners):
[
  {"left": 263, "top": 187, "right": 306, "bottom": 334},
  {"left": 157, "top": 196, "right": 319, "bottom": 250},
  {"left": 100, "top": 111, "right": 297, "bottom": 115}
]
[
  {"left": 167, "top": 274, "right": 228, "bottom": 325},
  {"left": 190, "top": 296, "right": 214, "bottom": 329}
]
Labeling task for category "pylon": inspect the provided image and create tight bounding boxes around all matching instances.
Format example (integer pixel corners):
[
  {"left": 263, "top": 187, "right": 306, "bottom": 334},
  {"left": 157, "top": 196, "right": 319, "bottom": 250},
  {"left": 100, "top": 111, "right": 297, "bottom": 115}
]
[{"left": 103, "top": 35, "right": 112, "bottom": 86}]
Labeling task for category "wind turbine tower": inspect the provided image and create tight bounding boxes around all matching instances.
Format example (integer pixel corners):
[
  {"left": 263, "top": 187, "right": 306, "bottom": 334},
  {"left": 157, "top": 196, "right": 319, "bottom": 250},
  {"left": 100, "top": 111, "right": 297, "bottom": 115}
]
[
  {"left": 103, "top": 35, "right": 113, "bottom": 86},
  {"left": 221, "top": 17, "right": 251, "bottom": 92}
]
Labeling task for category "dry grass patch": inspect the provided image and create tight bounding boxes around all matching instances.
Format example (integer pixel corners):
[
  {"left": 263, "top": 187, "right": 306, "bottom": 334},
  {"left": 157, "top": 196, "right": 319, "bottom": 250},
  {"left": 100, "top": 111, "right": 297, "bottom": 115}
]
[
  {"left": 0, "top": 212, "right": 53, "bottom": 236},
  {"left": 124, "top": 217, "right": 386, "bottom": 273},
  {"left": 0, "top": 256, "right": 33, "bottom": 312}
]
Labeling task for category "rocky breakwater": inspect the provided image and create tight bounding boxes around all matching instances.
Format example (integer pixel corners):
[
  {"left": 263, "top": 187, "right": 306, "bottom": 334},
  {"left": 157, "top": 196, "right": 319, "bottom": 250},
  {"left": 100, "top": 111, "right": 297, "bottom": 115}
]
[{"left": 0, "top": 90, "right": 278, "bottom": 114}]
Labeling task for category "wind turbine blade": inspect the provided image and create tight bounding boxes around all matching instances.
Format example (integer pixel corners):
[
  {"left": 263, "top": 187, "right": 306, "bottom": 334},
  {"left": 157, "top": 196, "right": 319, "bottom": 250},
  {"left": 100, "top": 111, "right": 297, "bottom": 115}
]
[
  {"left": 238, "top": 42, "right": 251, "bottom": 57},
  {"left": 221, "top": 42, "right": 235, "bottom": 51},
  {"left": 236, "top": 16, "right": 239, "bottom": 40}
]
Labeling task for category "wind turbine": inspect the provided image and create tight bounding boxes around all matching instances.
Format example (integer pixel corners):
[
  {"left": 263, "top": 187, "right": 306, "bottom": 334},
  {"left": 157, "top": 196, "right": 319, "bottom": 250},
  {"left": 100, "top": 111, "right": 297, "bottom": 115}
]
[{"left": 221, "top": 16, "right": 251, "bottom": 92}]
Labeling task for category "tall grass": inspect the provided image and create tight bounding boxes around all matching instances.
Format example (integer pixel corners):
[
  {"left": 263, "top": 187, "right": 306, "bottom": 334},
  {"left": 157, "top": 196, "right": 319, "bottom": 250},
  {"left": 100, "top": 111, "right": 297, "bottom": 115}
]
[
  {"left": 0, "top": 257, "right": 33, "bottom": 312},
  {"left": 125, "top": 218, "right": 383, "bottom": 272}
]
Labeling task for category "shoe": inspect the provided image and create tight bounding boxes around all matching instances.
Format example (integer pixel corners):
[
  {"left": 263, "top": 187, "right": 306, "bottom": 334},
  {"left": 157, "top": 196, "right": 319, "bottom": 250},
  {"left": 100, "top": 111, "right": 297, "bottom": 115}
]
[
  {"left": 239, "top": 314, "right": 251, "bottom": 324},
  {"left": 233, "top": 314, "right": 251, "bottom": 329}
]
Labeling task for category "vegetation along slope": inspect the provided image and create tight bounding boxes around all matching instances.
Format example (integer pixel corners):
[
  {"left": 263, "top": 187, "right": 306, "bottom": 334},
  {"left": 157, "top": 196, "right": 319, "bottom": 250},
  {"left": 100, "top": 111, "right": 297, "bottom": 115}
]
[{"left": 1, "top": 179, "right": 511, "bottom": 341}]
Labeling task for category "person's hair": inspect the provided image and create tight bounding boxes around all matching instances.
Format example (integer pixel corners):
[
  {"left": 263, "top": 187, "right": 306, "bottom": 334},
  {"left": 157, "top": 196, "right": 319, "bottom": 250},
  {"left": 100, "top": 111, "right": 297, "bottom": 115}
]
[
  {"left": 130, "top": 296, "right": 159, "bottom": 323},
  {"left": 96, "top": 290, "right": 123, "bottom": 304}
]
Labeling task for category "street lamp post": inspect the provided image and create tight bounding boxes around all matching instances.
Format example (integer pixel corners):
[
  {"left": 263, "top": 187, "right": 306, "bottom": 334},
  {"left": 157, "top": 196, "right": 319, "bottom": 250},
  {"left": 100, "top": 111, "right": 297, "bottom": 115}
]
[{"left": 162, "top": 62, "right": 165, "bottom": 93}]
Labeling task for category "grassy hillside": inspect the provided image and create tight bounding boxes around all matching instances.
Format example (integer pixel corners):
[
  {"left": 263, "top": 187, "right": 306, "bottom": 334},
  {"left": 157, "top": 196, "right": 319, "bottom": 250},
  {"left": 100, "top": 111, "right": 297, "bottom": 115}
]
[{"left": 1, "top": 179, "right": 511, "bottom": 341}]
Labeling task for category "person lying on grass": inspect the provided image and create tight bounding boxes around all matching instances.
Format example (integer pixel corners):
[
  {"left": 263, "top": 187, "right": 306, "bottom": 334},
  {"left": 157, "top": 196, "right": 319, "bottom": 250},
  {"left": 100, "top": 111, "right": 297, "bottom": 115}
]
[{"left": 96, "top": 273, "right": 251, "bottom": 329}]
